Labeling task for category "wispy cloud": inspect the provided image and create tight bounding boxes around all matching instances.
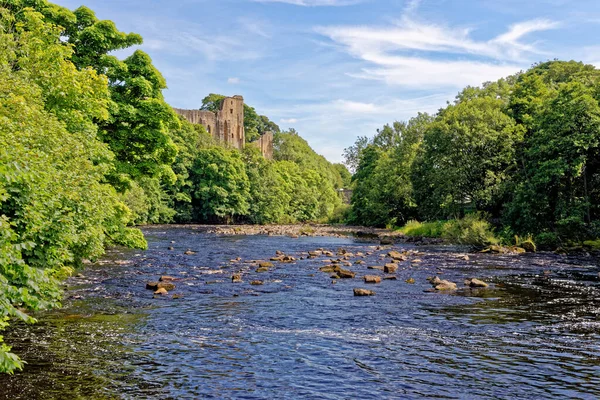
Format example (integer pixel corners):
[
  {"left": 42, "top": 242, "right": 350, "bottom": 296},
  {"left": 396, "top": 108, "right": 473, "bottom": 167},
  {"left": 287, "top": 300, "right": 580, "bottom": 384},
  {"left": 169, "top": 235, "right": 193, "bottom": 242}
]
[
  {"left": 131, "top": 18, "right": 265, "bottom": 62},
  {"left": 316, "top": 14, "right": 560, "bottom": 88},
  {"left": 228, "top": 77, "right": 240, "bottom": 84},
  {"left": 280, "top": 118, "right": 299, "bottom": 123},
  {"left": 253, "top": 0, "right": 362, "bottom": 6}
]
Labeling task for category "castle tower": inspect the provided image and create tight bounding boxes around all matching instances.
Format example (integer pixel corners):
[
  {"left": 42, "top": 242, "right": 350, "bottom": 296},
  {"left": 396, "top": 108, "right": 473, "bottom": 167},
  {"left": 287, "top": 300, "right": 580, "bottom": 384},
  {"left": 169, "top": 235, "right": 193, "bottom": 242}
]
[
  {"left": 173, "top": 95, "right": 273, "bottom": 159},
  {"left": 215, "top": 95, "right": 245, "bottom": 150}
]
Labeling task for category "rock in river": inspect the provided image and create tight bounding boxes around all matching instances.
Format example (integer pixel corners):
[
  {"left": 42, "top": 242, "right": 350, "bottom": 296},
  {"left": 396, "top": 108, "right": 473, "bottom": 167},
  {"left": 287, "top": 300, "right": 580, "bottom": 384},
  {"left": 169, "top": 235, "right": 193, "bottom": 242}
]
[
  {"left": 364, "top": 275, "right": 381, "bottom": 284},
  {"left": 337, "top": 269, "right": 356, "bottom": 279},
  {"left": 465, "top": 278, "right": 489, "bottom": 288},
  {"left": 354, "top": 288, "right": 375, "bottom": 296},
  {"left": 146, "top": 282, "right": 176, "bottom": 291},
  {"left": 154, "top": 288, "right": 168, "bottom": 295},
  {"left": 384, "top": 263, "right": 399, "bottom": 273},
  {"left": 232, "top": 274, "right": 242, "bottom": 283},
  {"left": 427, "top": 276, "right": 457, "bottom": 291},
  {"left": 259, "top": 262, "right": 274, "bottom": 269},
  {"left": 388, "top": 251, "right": 406, "bottom": 261}
]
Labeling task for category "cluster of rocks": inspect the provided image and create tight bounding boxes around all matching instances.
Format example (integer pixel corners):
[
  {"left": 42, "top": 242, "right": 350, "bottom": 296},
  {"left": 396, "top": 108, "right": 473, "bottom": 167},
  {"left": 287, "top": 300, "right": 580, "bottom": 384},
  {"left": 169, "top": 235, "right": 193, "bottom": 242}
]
[
  {"left": 145, "top": 276, "right": 180, "bottom": 297},
  {"left": 426, "top": 276, "right": 489, "bottom": 291},
  {"left": 480, "top": 245, "right": 535, "bottom": 254},
  {"left": 146, "top": 242, "right": 491, "bottom": 299}
]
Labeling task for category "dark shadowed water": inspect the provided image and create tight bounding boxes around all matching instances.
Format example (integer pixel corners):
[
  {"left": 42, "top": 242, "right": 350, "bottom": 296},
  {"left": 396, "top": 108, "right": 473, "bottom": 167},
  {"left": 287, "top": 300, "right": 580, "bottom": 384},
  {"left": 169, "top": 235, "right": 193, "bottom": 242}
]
[{"left": 2, "top": 226, "right": 600, "bottom": 399}]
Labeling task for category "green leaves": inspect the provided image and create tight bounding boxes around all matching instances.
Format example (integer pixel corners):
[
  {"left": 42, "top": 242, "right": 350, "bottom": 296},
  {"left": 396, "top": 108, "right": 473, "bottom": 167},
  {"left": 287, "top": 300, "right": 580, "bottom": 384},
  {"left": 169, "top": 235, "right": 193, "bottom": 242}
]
[
  {"left": 191, "top": 148, "right": 250, "bottom": 221},
  {"left": 0, "top": 4, "right": 146, "bottom": 373}
]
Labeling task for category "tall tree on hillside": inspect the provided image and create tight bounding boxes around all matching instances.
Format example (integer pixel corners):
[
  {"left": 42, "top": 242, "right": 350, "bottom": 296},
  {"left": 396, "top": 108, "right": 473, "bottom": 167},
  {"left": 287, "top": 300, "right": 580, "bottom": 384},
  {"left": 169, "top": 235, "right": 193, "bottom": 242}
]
[
  {"left": 412, "top": 94, "right": 523, "bottom": 220},
  {"left": 506, "top": 61, "right": 600, "bottom": 238}
]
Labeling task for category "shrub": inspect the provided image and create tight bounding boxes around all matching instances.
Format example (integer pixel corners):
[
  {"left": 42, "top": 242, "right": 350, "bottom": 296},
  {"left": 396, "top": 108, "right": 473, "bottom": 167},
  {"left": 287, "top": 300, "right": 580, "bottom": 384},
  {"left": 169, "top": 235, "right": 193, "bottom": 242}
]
[
  {"left": 535, "top": 232, "right": 561, "bottom": 250},
  {"left": 398, "top": 220, "right": 446, "bottom": 237},
  {"left": 442, "top": 214, "right": 499, "bottom": 248}
]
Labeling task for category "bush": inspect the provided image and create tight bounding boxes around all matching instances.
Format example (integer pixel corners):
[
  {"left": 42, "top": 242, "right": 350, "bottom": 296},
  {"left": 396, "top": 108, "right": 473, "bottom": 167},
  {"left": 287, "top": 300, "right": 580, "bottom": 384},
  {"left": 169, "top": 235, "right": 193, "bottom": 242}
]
[
  {"left": 442, "top": 214, "right": 499, "bottom": 248},
  {"left": 535, "top": 232, "right": 561, "bottom": 250},
  {"left": 398, "top": 220, "right": 446, "bottom": 237}
]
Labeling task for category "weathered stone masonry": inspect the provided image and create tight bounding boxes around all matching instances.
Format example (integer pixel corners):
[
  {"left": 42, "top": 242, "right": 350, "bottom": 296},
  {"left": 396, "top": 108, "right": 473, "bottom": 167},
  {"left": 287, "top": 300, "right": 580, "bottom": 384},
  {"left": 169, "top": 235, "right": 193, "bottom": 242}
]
[{"left": 174, "top": 95, "right": 273, "bottom": 159}]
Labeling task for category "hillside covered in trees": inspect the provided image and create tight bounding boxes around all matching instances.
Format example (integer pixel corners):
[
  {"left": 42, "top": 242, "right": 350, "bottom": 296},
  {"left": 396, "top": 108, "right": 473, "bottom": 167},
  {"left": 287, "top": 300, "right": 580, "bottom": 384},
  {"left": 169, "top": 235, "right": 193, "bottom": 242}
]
[
  {"left": 0, "top": 0, "right": 348, "bottom": 372},
  {"left": 346, "top": 60, "right": 600, "bottom": 249}
]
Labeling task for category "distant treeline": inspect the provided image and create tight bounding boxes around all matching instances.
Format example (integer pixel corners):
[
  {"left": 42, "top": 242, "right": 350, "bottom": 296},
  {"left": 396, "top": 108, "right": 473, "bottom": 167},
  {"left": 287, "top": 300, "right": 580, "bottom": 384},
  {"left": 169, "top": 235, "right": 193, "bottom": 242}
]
[
  {"left": 346, "top": 60, "right": 600, "bottom": 248},
  {"left": 0, "top": 1, "right": 349, "bottom": 372}
]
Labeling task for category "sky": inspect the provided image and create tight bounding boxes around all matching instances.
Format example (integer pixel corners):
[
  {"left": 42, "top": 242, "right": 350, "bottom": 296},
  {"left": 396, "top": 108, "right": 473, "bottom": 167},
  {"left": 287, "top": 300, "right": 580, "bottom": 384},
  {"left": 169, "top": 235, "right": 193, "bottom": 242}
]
[{"left": 53, "top": 0, "right": 600, "bottom": 163}]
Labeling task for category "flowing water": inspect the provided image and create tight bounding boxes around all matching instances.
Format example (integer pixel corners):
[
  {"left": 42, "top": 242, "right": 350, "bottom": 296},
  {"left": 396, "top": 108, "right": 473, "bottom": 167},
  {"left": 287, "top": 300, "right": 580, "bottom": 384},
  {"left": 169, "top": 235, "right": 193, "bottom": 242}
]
[{"left": 2, "top": 226, "right": 600, "bottom": 399}]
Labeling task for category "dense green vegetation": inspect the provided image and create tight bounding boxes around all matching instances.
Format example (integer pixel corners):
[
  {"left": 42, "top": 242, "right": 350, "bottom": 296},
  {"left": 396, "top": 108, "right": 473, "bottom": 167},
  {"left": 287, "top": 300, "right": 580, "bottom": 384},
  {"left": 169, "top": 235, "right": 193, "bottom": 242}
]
[
  {"left": 0, "top": 1, "right": 348, "bottom": 372},
  {"left": 347, "top": 61, "right": 600, "bottom": 249}
]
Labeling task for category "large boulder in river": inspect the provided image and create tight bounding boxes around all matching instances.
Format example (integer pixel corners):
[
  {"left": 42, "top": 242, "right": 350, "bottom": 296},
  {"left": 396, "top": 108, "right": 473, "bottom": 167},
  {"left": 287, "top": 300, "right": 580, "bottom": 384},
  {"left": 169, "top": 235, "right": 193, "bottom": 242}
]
[{"left": 354, "top": 288, "right": 375, "bottom": 296}]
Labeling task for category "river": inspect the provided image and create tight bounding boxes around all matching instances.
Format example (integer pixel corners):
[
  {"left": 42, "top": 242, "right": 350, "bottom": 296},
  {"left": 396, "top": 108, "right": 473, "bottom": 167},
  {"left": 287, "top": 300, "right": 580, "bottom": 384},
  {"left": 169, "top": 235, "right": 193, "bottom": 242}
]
[{"left": 2, "top": 226, "right": 600, "bottom": 399}]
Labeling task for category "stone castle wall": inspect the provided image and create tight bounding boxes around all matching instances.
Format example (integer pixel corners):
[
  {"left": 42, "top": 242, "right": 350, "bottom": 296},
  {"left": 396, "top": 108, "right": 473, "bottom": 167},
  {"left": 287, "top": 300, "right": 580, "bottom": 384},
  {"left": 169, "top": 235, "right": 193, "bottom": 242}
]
[
  {"left": 174, "top": 95, "right": 273, "bottom": 159},
  {"left": 251, "top": 131, "right": 273, "bottom": 160}
]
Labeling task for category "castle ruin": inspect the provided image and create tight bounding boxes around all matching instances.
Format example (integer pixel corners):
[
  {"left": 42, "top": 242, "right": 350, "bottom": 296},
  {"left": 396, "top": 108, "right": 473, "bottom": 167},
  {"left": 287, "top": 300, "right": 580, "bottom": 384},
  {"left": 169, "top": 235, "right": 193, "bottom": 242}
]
[{"left": 174, "top": 95, "right": 273, "bottom": 159}]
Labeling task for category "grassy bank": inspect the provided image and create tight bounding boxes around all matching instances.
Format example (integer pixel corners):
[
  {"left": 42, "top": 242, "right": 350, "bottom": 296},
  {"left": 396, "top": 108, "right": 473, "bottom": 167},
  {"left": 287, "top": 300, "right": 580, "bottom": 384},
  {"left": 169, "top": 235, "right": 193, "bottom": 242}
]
[{"left": 397, "top": 214, "right": 500, "bottom": 248}]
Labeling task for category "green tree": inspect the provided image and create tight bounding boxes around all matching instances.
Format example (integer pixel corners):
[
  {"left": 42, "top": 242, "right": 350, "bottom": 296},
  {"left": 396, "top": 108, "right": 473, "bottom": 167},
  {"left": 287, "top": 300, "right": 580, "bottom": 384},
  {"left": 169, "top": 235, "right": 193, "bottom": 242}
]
[
  {"left": 348, "top": 114, "right": 433, "bottom": 227},
  {"left": 0, "top": 6, "right": 143, "bottom": 373},
  {"left": 413, "top": 95, "right": 523, "bottom": 220},
  {"left": 191, "top": 148, "right": 250, "bottom": 222}
]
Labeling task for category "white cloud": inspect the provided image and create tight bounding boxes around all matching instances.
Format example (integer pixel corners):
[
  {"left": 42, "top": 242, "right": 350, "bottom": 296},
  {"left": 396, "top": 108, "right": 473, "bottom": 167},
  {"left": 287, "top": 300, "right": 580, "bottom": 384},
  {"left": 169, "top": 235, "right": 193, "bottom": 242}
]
[
  {"left": 228, "top": 77, "right": 241, "bottom": 84},
  {"left": 351, "top": 56, "right": 522, "bottom": 88},
  {"left": 317, "top": 17, "right": 558, "bottom": 62},
  {"left": 280, "top": 118, "right": 298, "bottom": 123},
  {"left": 253, "top": 0, "right": 362, "bottom": 6},
  {"left": 316, "top": 15, "right": 560, "bottom": 89}
]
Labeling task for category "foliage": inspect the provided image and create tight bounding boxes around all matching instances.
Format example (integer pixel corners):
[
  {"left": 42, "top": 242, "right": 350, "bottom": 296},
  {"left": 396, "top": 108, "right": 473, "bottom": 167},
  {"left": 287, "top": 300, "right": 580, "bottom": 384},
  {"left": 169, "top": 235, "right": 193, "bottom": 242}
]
[
  {"left": 333, "top": 164, "right": 352, "bottom": 188},
  {"left": 191, "top": 148, "right": 250, "bottom": 222},
  {"left": 348, "top": 114, "right": 434, "bottom": 227},
  {"left": 349, "top": 60, "right": 600, "bottom": 246},
  {"left": 412, "top": 93, "right": 523, "bottom": 220},
  {"left": 441, "top": 214, "right": 499, "bottom": 247},
  {"left": 274, "top": 130, "right": 345, "bottom": 189},
  {"left": 398, "top": 220, "right": 446, "bottom": 238},
  {"left": 0, "top": 5, "right": 144, "bottom": 373}
]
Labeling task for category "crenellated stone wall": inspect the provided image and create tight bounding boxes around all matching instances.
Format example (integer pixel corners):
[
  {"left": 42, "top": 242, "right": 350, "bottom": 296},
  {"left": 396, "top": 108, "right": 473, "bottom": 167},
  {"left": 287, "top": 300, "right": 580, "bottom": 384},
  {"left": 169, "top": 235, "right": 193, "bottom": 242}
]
[{"left": 174, "top": 95, "right": 273, "bottom": 159}]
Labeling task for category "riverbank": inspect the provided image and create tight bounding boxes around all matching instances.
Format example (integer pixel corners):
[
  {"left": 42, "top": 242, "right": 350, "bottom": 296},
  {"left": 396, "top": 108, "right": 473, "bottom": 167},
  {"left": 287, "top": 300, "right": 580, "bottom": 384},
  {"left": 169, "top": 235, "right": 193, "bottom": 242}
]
[{"left": 142, "top": 223, "right": 446, "bottom": 245}]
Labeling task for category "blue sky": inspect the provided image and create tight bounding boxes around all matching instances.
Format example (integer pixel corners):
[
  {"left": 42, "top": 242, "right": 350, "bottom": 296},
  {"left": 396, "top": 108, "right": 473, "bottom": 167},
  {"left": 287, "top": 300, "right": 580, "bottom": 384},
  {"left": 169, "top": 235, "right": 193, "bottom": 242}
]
[{"left": 54, "top": 0, "right": 600, "bottom": 162}]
